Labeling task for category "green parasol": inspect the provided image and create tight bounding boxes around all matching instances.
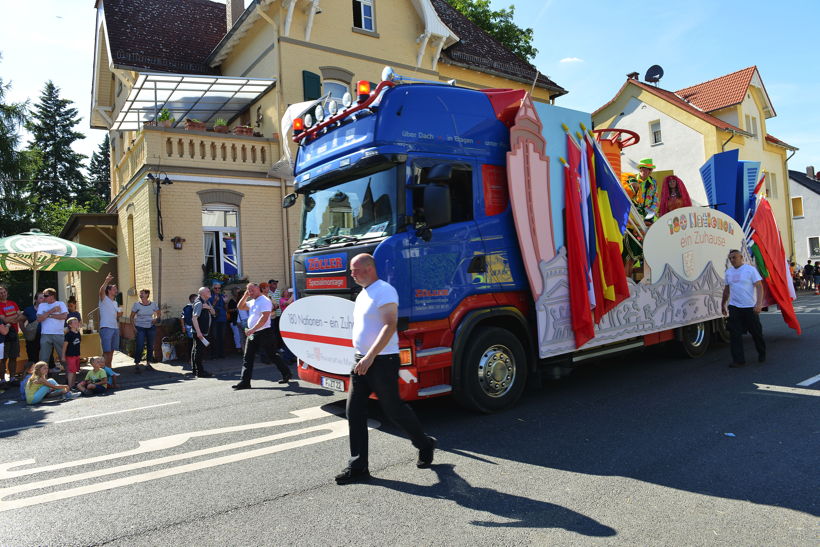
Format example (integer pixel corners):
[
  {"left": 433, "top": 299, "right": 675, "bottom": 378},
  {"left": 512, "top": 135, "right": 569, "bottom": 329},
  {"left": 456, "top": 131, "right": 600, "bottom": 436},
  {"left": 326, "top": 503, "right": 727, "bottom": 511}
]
[{"left": 0, "top": 229, "right": 117, "bottom": 297}]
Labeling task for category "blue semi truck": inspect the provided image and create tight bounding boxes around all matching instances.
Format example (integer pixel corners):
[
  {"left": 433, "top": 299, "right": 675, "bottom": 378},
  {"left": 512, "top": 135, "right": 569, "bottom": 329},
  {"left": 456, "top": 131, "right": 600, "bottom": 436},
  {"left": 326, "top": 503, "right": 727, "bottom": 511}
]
[{"left": 282, "top": 69, "right": 736, "bottom": 412}]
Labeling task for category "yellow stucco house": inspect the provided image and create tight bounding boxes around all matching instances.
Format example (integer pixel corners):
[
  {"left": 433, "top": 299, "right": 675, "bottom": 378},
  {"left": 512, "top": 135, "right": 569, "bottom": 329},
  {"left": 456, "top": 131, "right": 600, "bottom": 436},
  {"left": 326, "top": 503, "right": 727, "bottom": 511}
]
[
  {"left": 593, "top": 66, "right": 797, "bottom": 258},
  {"left": 66, "top": 0, "right": 566, "bottom": 334}
]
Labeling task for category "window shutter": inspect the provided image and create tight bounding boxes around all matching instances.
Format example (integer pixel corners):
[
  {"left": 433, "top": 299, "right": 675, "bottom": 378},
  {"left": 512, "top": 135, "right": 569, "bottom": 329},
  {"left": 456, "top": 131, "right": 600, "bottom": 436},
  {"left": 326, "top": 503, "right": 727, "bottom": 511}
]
[{"left": 303, "top": 70, "right": 321, "bottom": 101}]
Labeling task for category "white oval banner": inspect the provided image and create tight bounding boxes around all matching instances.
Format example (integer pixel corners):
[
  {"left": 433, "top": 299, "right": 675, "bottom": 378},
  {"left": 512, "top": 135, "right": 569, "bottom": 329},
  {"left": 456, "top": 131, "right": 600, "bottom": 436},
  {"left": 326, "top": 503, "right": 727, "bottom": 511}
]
[
  {"left": 644, "top": 207, "right": 744, "bottom": 281},
  {"left": 280, "top": 295, "right": 355, "bottom": 375}
]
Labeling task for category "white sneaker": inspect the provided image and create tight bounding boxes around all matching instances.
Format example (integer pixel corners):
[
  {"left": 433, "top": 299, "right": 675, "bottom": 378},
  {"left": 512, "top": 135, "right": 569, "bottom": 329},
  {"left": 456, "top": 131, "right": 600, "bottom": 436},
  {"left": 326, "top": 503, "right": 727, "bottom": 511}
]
[{"left": 63, "top": 392, "right": 79, "bottom": 400}]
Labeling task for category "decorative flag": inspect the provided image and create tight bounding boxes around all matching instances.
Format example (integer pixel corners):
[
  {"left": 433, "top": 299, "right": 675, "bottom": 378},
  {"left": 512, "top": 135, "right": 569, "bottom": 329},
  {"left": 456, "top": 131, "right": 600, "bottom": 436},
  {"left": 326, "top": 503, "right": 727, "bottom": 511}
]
[
  {"left": 753, "top": 172, "right": 766, "bottom": 196},
  {"left": 565, "top": 134, "right": 595, "bottom": 347},
  {"left": 586, "top": 133, "right": 630, "bottom": 311},
  {"left": 578, "top": 137, "right": 599, "bottom": 311},
  {"left": 749, "top": 198, "right": 801, "bottom": 334}
]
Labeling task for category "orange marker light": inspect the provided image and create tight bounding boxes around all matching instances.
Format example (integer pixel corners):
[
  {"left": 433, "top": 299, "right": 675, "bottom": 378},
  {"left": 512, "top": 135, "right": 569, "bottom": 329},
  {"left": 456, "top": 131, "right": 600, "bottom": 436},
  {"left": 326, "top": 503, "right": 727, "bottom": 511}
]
[
  {"left": 399, "top": 348, "right": 412, "bottom": 366},
  {"left": 357, "top": 80, "right": 371, "bottom": 102},
  {"left": 293, "top": 117, "right": 304, "bottom": 135}
]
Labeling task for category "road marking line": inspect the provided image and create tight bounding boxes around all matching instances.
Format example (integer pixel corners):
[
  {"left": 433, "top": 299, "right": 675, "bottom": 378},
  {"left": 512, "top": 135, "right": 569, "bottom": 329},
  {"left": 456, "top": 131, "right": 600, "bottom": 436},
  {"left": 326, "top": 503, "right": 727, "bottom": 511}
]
[
  {"left": 754, "top": 383, "right": 820, "bottom": 397},
  {"left": 0, "top": 406, "right": 338, "bottom": 479},
  {"left": 0, "top": 402, "right": 182, "bottom": 436},
  {"left": 796, "top": 373, "right": 820, "bottom": 387},
  {"left": 0, "top": 420, "right": 357, "bottom": 512}
]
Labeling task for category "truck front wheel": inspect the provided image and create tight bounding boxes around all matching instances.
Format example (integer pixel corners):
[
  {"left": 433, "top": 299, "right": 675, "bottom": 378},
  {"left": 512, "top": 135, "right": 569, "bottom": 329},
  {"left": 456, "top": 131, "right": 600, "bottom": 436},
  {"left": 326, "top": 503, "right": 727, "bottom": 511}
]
[
  {"left": 679, "top": 321, "right": 711, "bottom": 358},
  {"left": 455, "top": 326, "right": 527, "bottom": 413}
]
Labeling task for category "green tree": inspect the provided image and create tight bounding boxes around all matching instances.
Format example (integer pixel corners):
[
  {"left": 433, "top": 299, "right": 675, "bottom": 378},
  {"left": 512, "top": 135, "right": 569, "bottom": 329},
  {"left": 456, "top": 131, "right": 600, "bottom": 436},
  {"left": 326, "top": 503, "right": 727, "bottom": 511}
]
[
  {"left": 445, "top": 0, "right": 538, "bottom": 61},
  {"left": 0, "top": 54, "right": 33, "bottom": 237},
  {"left": 36, "top": 199, "right": 90, "bottom": 237},
  {"left": 81, "top": 134, "right": 110, "bottom": 212},
  {"left": 26, "top": 80, "right": 86, "bottom": 203}
]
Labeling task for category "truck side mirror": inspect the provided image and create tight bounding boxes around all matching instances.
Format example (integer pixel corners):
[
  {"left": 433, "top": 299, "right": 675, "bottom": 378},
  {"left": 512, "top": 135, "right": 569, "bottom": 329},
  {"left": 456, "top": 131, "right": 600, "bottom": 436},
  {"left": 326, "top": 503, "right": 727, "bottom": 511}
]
[
  {"left": 422, "top": 184, "right": 451, "bottom": 228},
  {"left": 282, "top": 192, "right": 297, "bottom": 209}
]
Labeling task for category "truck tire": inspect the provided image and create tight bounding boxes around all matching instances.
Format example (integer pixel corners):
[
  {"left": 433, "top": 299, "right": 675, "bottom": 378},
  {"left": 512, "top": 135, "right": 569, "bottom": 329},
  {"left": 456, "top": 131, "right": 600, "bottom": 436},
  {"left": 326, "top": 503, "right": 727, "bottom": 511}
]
[
  {"left": 455, "top": 326, "right": 527, "bottom": 413},
  {"left": 679, "top": 321, "right": 711, "bottom": 358},
  {"left": 714, "top": 317, "right": 731, "bottom": 344}
]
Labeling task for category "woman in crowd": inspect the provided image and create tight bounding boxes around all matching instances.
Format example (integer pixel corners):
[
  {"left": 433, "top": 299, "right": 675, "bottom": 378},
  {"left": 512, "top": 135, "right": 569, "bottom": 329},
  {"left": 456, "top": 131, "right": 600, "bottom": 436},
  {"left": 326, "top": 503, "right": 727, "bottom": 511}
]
[{"left": 130, "top": 289, "right": 160, "bottom": 372}]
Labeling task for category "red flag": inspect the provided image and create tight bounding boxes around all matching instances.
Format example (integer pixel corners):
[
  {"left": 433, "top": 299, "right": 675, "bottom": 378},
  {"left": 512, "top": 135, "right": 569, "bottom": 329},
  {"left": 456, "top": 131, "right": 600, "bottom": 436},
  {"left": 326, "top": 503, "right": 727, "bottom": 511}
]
[
  {"left": 565, "top": 135, "right": 595, "bottom": 347},
  {"left": 750, "top": 199, "right": 801, "bottom": 334},
  {"left": 585, "top": 134, "right": 629, "bottom": 316},
  {"left": 753, "top": 172, "right": 766, "bottom": 196}
]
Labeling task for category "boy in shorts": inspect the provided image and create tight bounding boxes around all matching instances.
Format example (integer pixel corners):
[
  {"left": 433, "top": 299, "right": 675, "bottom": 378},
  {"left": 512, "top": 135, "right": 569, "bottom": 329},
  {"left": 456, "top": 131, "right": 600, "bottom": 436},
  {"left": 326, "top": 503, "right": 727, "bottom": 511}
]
[
  {"left": 76, "top": 356, "right": 108, "bottom": 396},
  {"left": 62, "top": 317, "right": 82, "bottom": 389}
]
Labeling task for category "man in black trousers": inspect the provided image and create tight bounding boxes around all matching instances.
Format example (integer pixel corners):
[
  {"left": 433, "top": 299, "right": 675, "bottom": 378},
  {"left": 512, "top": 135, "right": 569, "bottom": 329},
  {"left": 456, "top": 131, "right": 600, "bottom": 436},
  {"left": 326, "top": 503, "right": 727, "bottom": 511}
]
[
  {"left": 335, "top": 254, "right": 436, "bottom": 485},
  {"left": 232, "top": 282, "right": 290, "bottom": 390},
  {"left": 190, "top": 287, "right": 214, "bottom": 378}
]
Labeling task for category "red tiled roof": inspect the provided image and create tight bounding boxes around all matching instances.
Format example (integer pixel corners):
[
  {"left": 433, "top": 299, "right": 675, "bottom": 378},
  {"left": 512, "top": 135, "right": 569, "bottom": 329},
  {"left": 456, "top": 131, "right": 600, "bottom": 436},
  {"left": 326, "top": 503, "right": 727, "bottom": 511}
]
[
  {"left": 103, "top": 0, "right": 226, "bottom": 75},
  {"left": 593, "top": 79, "right": 746, "bottom": 133},
  {"left": 765, "top": 134, "right": 797, "bottom": 150},
  {"left": 430, "top": 0, "right": 567, "bottom": 98},
  {"left": 675, "top": 67, "right": 757, "bottom": 113}
]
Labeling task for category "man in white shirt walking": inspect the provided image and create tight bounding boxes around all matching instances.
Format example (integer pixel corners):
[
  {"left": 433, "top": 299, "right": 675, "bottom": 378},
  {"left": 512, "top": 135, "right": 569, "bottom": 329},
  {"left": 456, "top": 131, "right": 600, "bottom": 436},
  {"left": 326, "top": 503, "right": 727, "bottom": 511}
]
[
  {"left": 335, "top": 254, "right": 436, "bottom": 485},
  {"left": 722, "top": 249, "right": 766, "bottom": 367}
]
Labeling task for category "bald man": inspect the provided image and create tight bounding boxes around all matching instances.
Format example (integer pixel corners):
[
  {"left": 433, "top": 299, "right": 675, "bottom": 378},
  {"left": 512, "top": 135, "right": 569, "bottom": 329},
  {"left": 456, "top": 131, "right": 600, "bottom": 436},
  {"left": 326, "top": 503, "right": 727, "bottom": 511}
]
[{"left": 335, "top": 254, "right": 436, "bottom": 485}]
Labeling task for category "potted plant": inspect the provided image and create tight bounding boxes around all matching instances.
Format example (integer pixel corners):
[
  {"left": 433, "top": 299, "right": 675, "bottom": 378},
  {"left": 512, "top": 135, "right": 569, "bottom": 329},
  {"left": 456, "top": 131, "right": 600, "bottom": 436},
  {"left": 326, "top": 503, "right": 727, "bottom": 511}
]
[
  {"left": 184, "top": 118, "right": 206, "bottom": 131},
  {"left": 213, "top": 118, "right": 229, "bottom": 133},
  {"left": 233, "top": 124, "right": 253, "bottom": 136},
  {"left": 157, "top": 108, "right": 174, "bottom": 128}
]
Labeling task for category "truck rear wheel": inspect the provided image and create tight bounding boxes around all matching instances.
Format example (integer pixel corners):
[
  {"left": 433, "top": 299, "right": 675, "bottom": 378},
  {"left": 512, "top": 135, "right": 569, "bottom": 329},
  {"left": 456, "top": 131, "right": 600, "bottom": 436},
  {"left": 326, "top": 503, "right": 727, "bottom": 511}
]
[
  {"left": 679, "top": 322, "right": 711, "bottom": 358},
  {"left": 455, "top": 326, "right": 527, "bottom": 413},
  {"left": 714, "top": 317, "right": 731, "bottom": 344}
]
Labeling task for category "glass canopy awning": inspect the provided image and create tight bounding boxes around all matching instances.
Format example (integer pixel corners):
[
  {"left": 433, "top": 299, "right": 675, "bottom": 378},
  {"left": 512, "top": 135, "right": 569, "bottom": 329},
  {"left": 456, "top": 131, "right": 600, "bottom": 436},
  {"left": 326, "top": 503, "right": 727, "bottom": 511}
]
[{"left": 112, "top": 73, "right": 276, "bottom": 131}]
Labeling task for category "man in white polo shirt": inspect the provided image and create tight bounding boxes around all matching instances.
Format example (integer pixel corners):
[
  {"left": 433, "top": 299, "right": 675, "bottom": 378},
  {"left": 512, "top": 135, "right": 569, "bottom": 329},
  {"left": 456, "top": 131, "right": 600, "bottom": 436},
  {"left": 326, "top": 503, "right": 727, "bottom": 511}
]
[
  {"left": 36, "top": 288, "right": 68, "bottom": 370},
  {"left": 721, "top": 249, "right": 766, "bottom": 367},
  {"left": 232, "top": 282, "right": 291, "bottom": 390},
  {"left": 335, "top": 253, "right": 436, "bottom": 485},
  {"left": 98, "top": 273, "right": 122, "bottom": 369}
]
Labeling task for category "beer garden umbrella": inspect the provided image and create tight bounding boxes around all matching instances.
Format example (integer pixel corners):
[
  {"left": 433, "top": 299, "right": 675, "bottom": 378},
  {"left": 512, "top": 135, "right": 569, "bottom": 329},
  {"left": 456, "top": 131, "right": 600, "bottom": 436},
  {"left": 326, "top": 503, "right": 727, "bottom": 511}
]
[{"left": 0, "top": 229, "right": 117, "bottom": 297}]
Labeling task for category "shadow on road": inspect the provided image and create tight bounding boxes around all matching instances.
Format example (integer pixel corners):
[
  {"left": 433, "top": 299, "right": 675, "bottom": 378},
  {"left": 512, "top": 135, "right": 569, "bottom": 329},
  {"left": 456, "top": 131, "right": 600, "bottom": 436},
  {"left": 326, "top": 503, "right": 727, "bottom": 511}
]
[{"left": 372, "top": 463, "right": 616, "bottom": 535}]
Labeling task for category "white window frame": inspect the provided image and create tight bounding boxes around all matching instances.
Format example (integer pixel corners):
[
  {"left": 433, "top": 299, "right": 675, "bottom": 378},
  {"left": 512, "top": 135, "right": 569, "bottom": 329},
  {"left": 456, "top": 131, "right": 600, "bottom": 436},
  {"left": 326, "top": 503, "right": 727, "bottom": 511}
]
[
  {"left": 353, "top": 0, "right": 375, "bottom": 32},
  {"left": 745, "top": 114, "right": 758, "bottom": 139},
  {"left": 649, "top": 120, "right": 662, "bottom": 145},
  {"left": 322, "top": 80, "right": 349, "bottom": 101},
  {"left": 808, "top": 236, "right": 820, "bottom": 259},
  {"left": 791, "top": 196, "right": 804, "bottom": 218},
  {"left": 202, "top": 205, "right": 242, "bottom": 277}
]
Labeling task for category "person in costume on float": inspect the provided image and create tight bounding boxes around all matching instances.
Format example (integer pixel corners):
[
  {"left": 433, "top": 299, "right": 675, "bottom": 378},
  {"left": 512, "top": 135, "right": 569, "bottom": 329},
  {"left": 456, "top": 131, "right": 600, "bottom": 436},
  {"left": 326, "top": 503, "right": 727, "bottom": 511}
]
[
  {"left": 624, "top": 158, "right": 659, "bottom": 218},
  {"left": 658, "top": 175, "right": 693, "bottom": 216}
]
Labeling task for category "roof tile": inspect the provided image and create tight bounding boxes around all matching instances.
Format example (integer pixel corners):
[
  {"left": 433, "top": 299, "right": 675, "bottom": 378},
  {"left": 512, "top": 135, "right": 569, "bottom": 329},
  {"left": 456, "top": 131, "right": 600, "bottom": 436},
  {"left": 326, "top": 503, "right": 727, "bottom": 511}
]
[
  {"left": 674, "top": 67, "right": 757, "bottom": 113},
  {"left": 103, "top": 0, "right": 226, "bottom": 75}
]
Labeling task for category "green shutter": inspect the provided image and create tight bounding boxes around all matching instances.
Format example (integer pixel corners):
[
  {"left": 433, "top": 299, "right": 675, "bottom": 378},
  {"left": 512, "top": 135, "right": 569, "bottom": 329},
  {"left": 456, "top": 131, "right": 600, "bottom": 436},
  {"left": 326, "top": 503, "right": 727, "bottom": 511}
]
[{"left": 303, "top": 70, "right": 321, "bottom": 101}]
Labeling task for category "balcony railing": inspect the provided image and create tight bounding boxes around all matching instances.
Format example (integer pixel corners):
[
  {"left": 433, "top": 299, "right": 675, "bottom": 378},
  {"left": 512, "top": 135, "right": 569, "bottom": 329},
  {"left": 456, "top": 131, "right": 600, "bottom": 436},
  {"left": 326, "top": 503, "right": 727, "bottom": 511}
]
[{"left": 112, "top": 127, "right": 279, "bottom": 196}]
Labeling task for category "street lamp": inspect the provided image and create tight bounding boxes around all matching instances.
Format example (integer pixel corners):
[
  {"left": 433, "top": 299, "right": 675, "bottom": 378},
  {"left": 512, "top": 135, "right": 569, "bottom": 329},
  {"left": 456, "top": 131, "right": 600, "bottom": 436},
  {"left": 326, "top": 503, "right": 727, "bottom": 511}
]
[{"left": 147, "top": 172, "right": 173, "bottom": 241}]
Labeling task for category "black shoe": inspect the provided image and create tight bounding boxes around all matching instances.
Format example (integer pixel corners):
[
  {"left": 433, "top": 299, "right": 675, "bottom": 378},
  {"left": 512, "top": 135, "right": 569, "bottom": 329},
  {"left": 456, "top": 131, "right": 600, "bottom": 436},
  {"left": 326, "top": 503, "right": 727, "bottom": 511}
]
[
  {"left": 758, "top": 355, "right": 766, "bottom": 363},
  {"left": 232, "top": 382, "right": 251, "bottom": 390},
  {"left": 335, "top": 467, "right": 371, "bottom": 485},
  {"left": 417, "top": 436, "right": 437, "bottom": 468},
  {"left": 729, "top": 362, "right": 747, "bottom": 368},
  {"left": 196, "top": 371, "right": 213, "bottom": 378},
  {"left": 145, "top": 364, "right": 156, "bottom": 372},
  {"left": 278, "top": 375, "right": 292, "bottom": 384},
  {"left": 134, "top": 365, "right": 142, "bottom": 374}
]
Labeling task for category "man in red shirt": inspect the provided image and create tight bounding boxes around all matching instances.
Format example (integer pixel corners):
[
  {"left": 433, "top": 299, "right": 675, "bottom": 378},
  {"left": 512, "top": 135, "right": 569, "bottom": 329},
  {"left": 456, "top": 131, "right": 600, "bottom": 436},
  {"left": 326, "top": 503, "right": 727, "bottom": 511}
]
[{"left": 0, "top": 285, "right": 23, "bottom": 383}]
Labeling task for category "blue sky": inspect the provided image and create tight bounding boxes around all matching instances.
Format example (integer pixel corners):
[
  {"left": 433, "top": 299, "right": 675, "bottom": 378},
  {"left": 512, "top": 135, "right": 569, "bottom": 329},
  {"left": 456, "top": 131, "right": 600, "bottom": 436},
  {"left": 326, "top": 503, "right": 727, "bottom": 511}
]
[{"left": 1, "top": 0, "right": 817, "bottom": 171}]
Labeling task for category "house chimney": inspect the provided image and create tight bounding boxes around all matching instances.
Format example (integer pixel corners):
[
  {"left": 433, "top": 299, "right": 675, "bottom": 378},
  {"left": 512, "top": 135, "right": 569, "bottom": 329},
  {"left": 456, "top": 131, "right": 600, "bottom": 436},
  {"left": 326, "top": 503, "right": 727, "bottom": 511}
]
[
  {"left": 227, "top": 0, "right": 244, "bottom": 31},
  {"left": 626, "top": 71, "right": 639, "bottom": 80},
  {"left": 808, "top": 166, "right": 816, "bottom": 179}
]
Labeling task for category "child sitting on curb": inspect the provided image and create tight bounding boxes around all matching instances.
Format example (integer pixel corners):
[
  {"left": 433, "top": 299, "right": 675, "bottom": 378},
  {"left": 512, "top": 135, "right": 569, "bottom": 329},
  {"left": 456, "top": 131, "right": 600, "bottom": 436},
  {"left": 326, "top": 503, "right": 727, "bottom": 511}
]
[
  {"left": 25, "top": 362, "right": 77, "bottom": 404},
  {"left": 62, "top": 317, "right": 82, "bottom": 390},
  {"left": 76, "top": 356, "right": 108, "bottom": 396}
]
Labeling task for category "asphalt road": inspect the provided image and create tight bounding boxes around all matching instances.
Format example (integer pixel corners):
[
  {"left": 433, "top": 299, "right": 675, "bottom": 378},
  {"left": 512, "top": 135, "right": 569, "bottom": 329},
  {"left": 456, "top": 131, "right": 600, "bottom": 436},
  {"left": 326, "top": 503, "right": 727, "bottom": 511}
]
[{"left": 1, "top": 295, "right": 818, "bottom": 546}]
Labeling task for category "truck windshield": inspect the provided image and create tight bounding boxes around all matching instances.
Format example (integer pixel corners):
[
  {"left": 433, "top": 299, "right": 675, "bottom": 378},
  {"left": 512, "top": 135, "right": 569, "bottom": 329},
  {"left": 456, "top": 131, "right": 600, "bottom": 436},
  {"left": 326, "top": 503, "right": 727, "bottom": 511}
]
[{"left": 300, "top": 165, "right": 399, "bottom": 248}]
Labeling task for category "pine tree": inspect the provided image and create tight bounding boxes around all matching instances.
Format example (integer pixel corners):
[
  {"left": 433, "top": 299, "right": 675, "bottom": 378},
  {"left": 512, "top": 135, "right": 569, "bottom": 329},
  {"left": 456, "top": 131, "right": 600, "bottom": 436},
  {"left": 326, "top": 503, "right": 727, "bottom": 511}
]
[
  {"left": 26, "top": 80, "right": 86, "bottom": 203},
  {"left": 0, "top": 54, "right": 34, "bottom": 237},
  {"left": 81, "top": 134, "right": 110, "bottom": 212}
]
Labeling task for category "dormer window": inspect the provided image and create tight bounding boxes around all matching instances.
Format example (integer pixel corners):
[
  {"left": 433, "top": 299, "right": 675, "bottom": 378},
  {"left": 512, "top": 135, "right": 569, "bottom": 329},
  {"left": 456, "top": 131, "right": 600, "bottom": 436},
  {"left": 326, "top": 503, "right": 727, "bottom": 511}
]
[
  {"left": 744, "top": 114, "right": 758, "bottom": 139},
  {"left": 353, "top": 0, "right": 375, "bottom": 32}
]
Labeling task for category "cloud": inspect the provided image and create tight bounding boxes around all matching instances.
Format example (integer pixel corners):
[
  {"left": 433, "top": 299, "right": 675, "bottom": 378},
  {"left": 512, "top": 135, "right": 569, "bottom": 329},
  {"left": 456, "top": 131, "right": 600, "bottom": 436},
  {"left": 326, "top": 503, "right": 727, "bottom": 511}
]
[{"left": 559, "top": 57, "right": 584, "bottom": 64}]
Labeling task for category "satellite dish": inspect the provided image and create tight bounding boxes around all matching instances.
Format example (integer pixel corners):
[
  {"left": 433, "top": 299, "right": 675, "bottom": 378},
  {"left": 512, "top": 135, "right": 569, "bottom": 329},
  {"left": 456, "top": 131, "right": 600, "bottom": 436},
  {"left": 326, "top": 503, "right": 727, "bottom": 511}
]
[{"left": 645, "top": 65, "right": 664, "bottom": 84}]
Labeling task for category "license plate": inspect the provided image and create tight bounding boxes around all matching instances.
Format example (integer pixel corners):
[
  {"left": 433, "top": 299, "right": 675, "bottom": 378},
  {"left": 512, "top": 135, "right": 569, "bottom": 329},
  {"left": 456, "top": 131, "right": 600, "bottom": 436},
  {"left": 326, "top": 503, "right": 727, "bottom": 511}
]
[{"left": 321, "top": 376, "right": 345, "bottom": 392}]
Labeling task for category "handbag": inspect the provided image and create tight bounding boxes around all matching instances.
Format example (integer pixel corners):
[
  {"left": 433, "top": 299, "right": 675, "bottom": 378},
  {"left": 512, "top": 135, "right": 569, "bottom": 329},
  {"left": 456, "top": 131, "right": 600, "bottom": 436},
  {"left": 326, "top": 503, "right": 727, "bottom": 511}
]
[{"left": 23, "top": 321, "right": 38, "bottom": 342}]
